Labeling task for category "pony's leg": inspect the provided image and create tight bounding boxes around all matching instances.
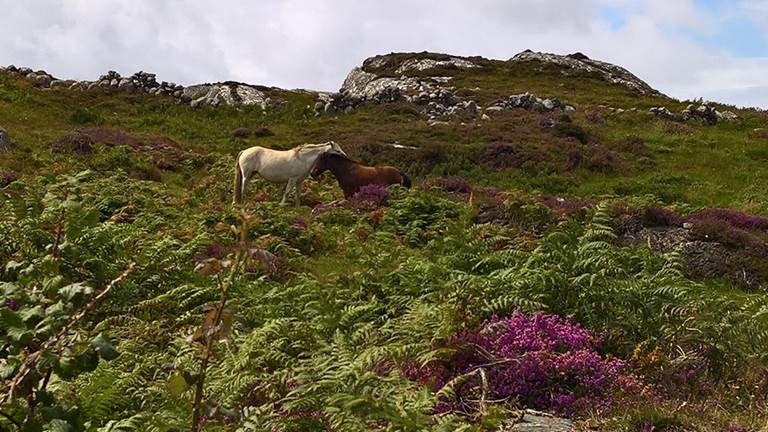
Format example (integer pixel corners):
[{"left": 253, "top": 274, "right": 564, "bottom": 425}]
[
  {"left": 241, "top": 169, "right": 252, "bottom": 201},
  {"left": 294, "top": 179, "right": 303, "bottom": 207},
  {"left": 280, "top": 179, "right": 294, "bottom": 205}
]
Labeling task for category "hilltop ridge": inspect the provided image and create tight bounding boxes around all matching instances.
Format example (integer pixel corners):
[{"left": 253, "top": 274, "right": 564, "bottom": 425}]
[{"left": 2, "top": 49, "right": 666, "bottom": 110}]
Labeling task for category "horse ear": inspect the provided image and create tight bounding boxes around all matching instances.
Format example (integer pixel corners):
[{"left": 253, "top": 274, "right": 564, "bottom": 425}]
[{"left": 330, "top": 142, "right": 347, "bottom": 156}]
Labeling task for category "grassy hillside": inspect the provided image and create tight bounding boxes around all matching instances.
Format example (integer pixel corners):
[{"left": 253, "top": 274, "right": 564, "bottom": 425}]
[{"left": 2, "top": 53, "right": 768, "bottom": 431}]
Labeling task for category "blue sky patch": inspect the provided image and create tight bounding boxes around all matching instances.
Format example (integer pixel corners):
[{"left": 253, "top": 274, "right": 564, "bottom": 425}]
[{"left": 597, "top": 5, "right": 627, "bottom": 30}]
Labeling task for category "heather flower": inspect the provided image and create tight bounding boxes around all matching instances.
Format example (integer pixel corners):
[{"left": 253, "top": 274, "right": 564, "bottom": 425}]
[
  {"left": 689, "top": 208, "right": 768, "bottom": 231},
  {"left": 429, "top": 177, "right": 472, "bottom": 194},
  {"left": 3, "top": 298, "right": 19, "bottom": 311},
  {"left": 0, "top": 170, "right": 16, "bottom": 187},
  {"left": 407, "top": 310, "right": 639, "bottom": 416},
  {"left": 204, "top": 243, "right": 228, "bottom": 258},
  {"left": 350, "top": 183, "right": 390, "bottom": 207},
  {"left": 292, "top": 216, "right": 308, "bottom": 231}
]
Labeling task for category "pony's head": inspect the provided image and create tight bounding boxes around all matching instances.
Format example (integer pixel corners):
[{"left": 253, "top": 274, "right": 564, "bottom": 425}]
[
  {"left": 311, "top": 150, "right": 346, "bottom": 179},
  {"left": 326, "top": 141, "right": 347, "bottom": 156}
]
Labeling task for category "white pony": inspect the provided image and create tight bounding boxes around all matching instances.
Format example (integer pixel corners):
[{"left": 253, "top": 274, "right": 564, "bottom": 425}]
[{"left": 233, "top": 141, "right": 345, "bottom": 206}]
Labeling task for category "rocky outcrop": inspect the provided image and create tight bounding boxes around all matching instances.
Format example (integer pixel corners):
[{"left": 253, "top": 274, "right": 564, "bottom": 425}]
[
  {"left": 682, "top": 103, "right": 740, "bottom": 124},
  {"left": 681, "top": 103, "right": 719, "bottom": 125},
  {"left": 316, "top": 53, "right": 481, "bottom": 119},
  {"left": 181, "top": 82, "right": 270, "bottom": 108},
  {"left": 648, "top": 106, "right": 675, "bottom": 119},
  {"left": 648, "top": 103, "right": 739, "bottom": 124},
  {"left": 318, "top": 68, "right": 477, "bottom": 120},
  {"left": 620, "top": 226, "right": 762, "bottom": 289},
  {"left": 0, "top": 127, "right": 9, "bottom": 151},
  {"left": 486, "top": 92, "right": 574, "bottom": 114},
  {"left": 2, "top": 66, "right": 272, "bottom": 109},
  {"left": 510, "top": 50, "right": 662, "bottom": 96},
  {"left": 3, "top": 65, "right": 56, "bottom": 87}
]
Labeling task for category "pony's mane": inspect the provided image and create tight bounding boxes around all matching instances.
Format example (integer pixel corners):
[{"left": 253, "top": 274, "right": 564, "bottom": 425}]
[
  {"left": 322, "top": 150, "right": 361, "bottom": 165},
  {"left": 297, "top": 141, "right": 334, "bottom": 151}
]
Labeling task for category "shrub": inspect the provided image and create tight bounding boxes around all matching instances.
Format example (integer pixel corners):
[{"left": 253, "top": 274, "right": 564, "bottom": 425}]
[
  {"left": 230, "top": 127, "right": 251, "bottom": 138},
  {"left": 252, "top": 125, "right": 275, "bottom": 137},
  {"left": 642, "top": 207, "right": 683, "bottom": 227},
  {"left": 69, "top": 107, "right": 102, "bottom": 125},
  {"left": 585, "top": 110, "right": 602, "bottom": 124},
  {"left": 51, "top": 132, "right": 95, "bottom": 154},
  {"left": 553, "top": 122, "right": 589, "bottom": 144},
  {"left": 406, "top": 311, "right": 639, "bottom": 416},
  {"left": 689, "top": 208, "right": 768, "bottom": 231},
  {"left": 426, "top": 177, "right": 472, "bottom": 194},
  {"left": 480, "top": 142, "right": 548, "bottom": 172},
  {"left": 615, "top": 136, "right": 650, "bottom": 157},
  {"left": 350, "top": 183, "right": 390, "bottom": 207},
  {"left": 127, "top": 165, "right": 163, "bottom": 182},
  {"left": 688, "top": 216, "right": 759, "bottom": 249},
  {"left": 587, "top": 149, "right": 621, "bottom": 173},
  {"left": 661, "top": 121, "right": 694, "bottom": 135}
]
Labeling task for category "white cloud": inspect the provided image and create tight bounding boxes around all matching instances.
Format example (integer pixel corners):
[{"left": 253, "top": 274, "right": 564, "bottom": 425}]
[{"left": 0, "top": 0, "right": 766, "bottom": 107}]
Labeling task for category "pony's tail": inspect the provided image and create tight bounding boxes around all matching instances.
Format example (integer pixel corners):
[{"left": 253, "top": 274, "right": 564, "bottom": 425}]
[
  {"left": 399, "top": 171, "right": 412, "bottom": 189},
  {"left": 233, "top": 151, "right": 244, "bottom": 204}
]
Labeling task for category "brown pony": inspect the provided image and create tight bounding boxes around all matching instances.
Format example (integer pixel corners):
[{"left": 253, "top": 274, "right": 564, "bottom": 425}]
[{"left": 310, "top": 151, "right": 411, "bottom": 198}]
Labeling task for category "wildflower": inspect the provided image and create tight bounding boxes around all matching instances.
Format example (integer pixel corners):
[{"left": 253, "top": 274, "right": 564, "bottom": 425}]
[
  {"left": 0, "top": 170, "right": 16, "bottom": 187},
  {"left": 353, "top": 183, "right": 390, "bottom": 206},
  {"left": 406, "top": 310, "right": 640, "bottom": 416},
  {"left": 3, "top": 298, "right": 19, "bottom": 311},
  {"left": 292, "top": 216, "right": 308, "bottom": 231}
]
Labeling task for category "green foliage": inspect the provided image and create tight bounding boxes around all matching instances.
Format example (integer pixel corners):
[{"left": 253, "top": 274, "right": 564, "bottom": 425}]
[{"left": 70, "top": 107, "right": 103, "bottom": 125}]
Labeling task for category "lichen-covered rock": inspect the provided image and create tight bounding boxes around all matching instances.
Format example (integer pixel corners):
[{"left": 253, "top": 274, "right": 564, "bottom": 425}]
[
  {"left": 682, "top": 103, "right": 719, "bottom": 125},
  {"left": 717, "top": 110, "right": 739, "bottom": 121},
  {"left": 618, "top": 226, "right": 762, "bottom": 287},
  {"left": 340, "top": 67, "right": 432, "bottom": 100},
  {"left": 394, "top": 56, "right": 479, "bottom": 74},
  {"left": 181, "top": 83, "right": 270, "bottom": 109},
  {"left": 318, "top": 53, "right": 480, "bottom": 119},
  {"left": 503, "top": 410, "right": 573, "bottom": 432},
  {"left": 487, "top": 92, "right": 574, "bottom": 113},
  {"left": 510, "top": 50, "right": 662, "bottom": 96},
  {"left": 649, "top": 106, "right": 675, "bottom": 119}
]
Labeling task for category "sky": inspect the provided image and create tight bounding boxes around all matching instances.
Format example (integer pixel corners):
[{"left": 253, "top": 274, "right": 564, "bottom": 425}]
[{"left": 1, "top": 0, "right": 767, "bottom": 108}]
